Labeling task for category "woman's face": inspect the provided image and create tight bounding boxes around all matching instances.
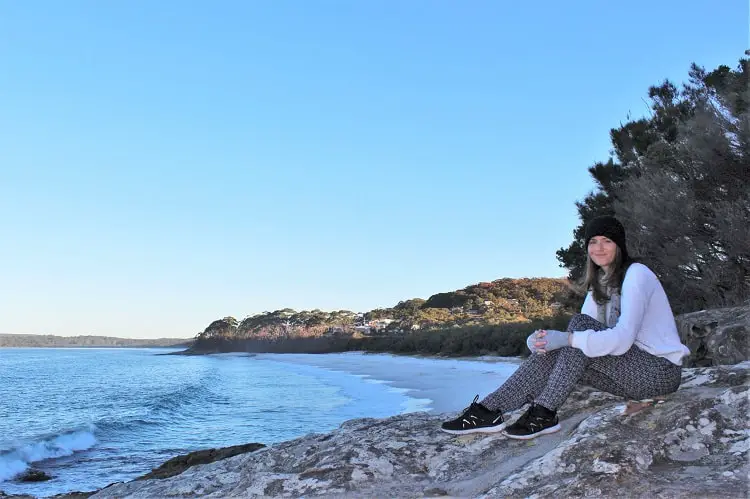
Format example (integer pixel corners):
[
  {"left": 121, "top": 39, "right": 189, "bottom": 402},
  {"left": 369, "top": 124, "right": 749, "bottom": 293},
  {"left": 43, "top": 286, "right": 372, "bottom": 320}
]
[{"left": 588, "top": 236, "right": 617, "bottom": 270}]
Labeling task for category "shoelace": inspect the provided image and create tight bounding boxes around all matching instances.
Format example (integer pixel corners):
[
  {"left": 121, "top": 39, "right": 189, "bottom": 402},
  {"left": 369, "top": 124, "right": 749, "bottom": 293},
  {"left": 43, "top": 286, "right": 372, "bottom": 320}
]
[
  {"left": 462, "top": 413, "right": 481, "bottom": 428},
  {"left": 458, "top": 395, "right": 483, "bottom": 427},
  {"left": 458, "top": 395, "right": 481, "bottom": 416},
  {"left": 458, "top": 395, "right": 503, "bottom": 428}
]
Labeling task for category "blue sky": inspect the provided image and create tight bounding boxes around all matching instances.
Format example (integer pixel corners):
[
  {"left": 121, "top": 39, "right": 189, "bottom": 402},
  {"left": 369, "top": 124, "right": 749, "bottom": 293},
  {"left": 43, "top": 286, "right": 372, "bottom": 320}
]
[{"left": 0, "top": 1, "right": 746, "bottom": 338}]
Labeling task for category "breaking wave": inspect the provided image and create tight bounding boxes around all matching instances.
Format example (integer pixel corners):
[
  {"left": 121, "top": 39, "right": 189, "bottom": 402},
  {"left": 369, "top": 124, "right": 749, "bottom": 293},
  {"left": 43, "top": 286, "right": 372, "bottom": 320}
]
[{"left": 0, "top": 429, "right": 97, "bottom": 482}]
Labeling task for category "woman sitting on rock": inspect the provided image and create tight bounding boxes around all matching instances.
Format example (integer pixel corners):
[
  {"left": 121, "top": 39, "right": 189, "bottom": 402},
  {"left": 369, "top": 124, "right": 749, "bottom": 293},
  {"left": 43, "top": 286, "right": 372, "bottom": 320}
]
[{"left": 441, "top": 215, "right": 690, "bottom": 440}]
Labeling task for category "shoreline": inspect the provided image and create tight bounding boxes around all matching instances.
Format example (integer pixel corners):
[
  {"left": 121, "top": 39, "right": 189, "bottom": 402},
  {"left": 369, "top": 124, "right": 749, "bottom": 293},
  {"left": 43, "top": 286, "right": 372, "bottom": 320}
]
[
  {"left": 173, "top": 347, "right": 528, "bottom": 366},
  {"left": 252, "top": 351, "right": 521, "bottom": 414},
  {"left": 0, "top": 351, "right": 522, "bottom": 498},
  {"left": 168, "top": 350, "right": 523, "bottom": 414}
]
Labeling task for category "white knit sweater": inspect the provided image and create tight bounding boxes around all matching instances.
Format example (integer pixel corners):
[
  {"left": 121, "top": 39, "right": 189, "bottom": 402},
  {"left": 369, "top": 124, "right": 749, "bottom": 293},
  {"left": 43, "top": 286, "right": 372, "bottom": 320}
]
[{"left": 571, "top": 263, "right": 690, "bottom": 365}]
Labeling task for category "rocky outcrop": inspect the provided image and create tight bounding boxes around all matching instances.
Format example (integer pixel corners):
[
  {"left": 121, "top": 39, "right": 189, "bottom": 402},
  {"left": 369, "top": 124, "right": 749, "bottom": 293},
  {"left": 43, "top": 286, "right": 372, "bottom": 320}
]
[
  {"left": 202, "top": 317, "right": 239, "bottom": 339},
  {"left": 0, "top": 491, "right": 91, "bottom": 499},
  {"left": 676, "top": 304, "right": 750, "bottom": 367},
  {"left": 15, "top": 470, "right": 52, "bottom": 482},
  {"left": 0, "top": 492, "right": 33, "bottom": 499},
  {"left": 91, "top": 362, "right": 749, "bottom": 498},
  {"left": 137, "top": 443, "right": 265, "bottom": 480}
]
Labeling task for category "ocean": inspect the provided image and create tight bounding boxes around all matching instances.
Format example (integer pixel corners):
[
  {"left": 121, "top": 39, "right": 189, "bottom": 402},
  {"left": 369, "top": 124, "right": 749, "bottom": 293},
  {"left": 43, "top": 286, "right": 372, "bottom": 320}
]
[{"left": 0, "top": 348, "right": 518, "bottom": 497}]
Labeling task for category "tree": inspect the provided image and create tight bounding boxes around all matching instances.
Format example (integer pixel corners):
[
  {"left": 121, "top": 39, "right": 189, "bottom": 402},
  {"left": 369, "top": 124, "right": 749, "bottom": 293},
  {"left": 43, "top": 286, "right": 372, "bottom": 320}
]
[
  {"left": 559, "top": 58, "right": 749, "bottom": 312},
  {"left": 614, "top": 60, "right": 750, "bottom": 312},
  {"left": 556, "top": 80, "right": 694, "bottom": 284}
]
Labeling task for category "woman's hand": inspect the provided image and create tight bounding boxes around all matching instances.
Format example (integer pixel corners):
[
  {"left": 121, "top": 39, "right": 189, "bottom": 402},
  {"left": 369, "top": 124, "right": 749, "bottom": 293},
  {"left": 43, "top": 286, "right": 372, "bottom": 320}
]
[
  {"left": 529, "top": 329, "right": 571, "bottom": 354},
  {"left": 526, "top": 329, "right": 550, "bottom": 354},
  {"left": 526, "top": 330, "right": 550, "bottom": 354}
]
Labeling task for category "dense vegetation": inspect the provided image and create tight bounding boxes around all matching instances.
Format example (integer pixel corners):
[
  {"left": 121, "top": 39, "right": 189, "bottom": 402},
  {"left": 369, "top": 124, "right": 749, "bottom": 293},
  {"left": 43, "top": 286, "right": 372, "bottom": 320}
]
[
  {"left": 0, "top": 334, "right": 192, "bottom": 348},
  {"left": 351, "top": 315, "right": 573, "bottom": 357},
  {"left": 190, "top": 277, "right": 572, "bottom": 356},
  {"left": 557, "top": 57, "right": 749, "bottom": 314},
  {"left": 189, "top": 316, "right": 573, "bottom": 358}
]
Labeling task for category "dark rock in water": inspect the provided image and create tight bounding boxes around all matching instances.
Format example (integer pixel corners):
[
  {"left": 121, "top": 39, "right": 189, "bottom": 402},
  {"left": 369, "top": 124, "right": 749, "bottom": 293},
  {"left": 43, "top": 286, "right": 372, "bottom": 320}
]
[
  {"left": 677, "top": 304, "right": 750, "bottom": 367},
  {"left": 90, "top": 363, "right": 750, "bottom": 498},
  {"left": 17, "top": 469, "right": 53, "bottom": 482},
  {"left": 0, "top": 491, "right": 93, "bottom": 499},
  {"left": 0, "top": 491, "right": 35, "bottom": 499},
  {"left": 138, "top": 442, "right": 265, "bottom": 480}
]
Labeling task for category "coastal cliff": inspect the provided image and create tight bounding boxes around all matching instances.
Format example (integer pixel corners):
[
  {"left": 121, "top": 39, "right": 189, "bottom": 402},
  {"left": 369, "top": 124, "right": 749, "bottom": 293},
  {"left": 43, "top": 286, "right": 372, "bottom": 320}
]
[{"left": 89, "top": 362, "right": 749, "bottom": 498}]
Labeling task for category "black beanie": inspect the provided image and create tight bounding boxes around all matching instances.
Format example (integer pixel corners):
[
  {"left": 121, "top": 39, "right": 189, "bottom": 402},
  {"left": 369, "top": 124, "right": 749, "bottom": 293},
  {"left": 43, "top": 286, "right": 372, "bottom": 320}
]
[{"left": 584, "top": 215, "right": 629, "bottom": 261}]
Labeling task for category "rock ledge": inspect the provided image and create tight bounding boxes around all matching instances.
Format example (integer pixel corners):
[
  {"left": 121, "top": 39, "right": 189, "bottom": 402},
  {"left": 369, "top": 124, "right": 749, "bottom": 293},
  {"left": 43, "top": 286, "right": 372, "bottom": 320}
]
[{"left": 91, "top": 362, "right": 749, "bottom": 498}]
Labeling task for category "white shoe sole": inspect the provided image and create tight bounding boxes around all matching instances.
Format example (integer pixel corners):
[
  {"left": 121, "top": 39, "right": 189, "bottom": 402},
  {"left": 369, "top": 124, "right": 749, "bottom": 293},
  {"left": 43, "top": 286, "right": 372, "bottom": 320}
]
[
  {"left": 504, "top": 423, "right": 561, "bottom": 440},
  {"left": 440, "top": 423, "right": 507, "bottom": 435}
]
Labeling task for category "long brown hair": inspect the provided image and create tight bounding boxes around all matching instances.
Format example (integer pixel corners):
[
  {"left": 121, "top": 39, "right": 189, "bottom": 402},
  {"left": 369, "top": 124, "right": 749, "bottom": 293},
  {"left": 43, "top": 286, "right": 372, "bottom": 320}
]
[{"left": 578, "top": 245, "right": 633, "bottom": 304}]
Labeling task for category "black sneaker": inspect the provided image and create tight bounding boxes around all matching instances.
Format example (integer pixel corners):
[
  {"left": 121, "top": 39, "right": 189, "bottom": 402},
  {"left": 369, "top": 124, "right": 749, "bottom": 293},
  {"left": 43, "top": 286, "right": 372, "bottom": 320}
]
[
  {"left": 440, "top": 395, "right": 505, "bottom": 435},
  {"left": 504, "top": 399, "right": 560, "bottom": 440}
]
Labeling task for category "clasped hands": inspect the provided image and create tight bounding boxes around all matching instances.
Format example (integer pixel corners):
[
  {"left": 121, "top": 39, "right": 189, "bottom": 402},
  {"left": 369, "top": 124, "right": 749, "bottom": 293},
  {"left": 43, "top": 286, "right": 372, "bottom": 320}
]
[{"left": 526, "top": 329, "right": 571, "bottom": 354}]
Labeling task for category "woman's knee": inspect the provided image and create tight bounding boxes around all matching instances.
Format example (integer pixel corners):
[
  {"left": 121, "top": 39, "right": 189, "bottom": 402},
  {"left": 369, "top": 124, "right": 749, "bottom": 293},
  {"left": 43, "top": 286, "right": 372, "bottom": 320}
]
[
  {"left": 657, "top": 366, "right": 682, "bottom": 396},
  {"left": 567, "top": 313, "right": 605, "bottom": 333},
  {"left": 540, "top": 346, "right": 587, "bottom": 370},
  {"left": 523, "top": 346, "right": 584, "bottom": 364},
  {"left": 556, "top": 345, "right": 587, "bottom": 364}
]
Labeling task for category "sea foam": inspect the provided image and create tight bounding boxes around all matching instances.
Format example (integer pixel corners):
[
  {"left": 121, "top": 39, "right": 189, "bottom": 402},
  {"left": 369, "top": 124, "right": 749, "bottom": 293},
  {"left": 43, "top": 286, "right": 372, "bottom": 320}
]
[{"left": 0, "top": 430, "right": 97, "bottom": 482}]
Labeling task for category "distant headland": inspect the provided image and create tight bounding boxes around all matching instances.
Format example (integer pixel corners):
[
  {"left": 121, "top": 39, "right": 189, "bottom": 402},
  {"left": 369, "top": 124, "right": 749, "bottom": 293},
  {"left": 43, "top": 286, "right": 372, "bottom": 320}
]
[{"left": 0, "top": 334, "right": 193, "bottom": 348}]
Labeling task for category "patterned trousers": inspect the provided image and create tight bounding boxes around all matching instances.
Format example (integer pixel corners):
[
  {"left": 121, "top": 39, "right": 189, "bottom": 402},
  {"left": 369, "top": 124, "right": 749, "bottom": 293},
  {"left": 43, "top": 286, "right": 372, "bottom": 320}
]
[{"left": 480, "top": 314, "right": 682, "bottom": 412}]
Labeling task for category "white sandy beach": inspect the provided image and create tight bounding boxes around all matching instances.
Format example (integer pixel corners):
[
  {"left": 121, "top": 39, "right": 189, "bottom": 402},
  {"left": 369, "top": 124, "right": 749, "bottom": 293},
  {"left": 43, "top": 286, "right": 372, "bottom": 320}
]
[{"left": 256, "top": 352, "right": 522, "bottom": 415}]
